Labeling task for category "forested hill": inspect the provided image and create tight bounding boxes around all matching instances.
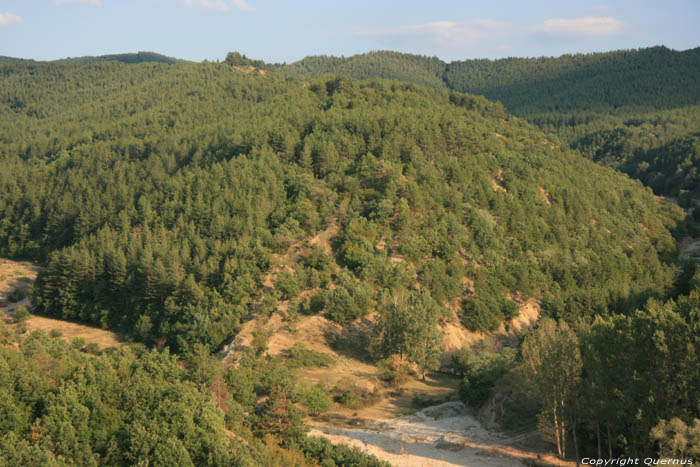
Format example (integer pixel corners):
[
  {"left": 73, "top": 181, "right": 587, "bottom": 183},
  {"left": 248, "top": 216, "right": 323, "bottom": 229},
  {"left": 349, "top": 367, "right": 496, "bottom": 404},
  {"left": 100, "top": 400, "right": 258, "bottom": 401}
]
[
  {"left": 278, "top": 51, "right": 446, "bottom": 87},
  {"left": 0, "top": 59, "right": 684, "bottom": 354},
  {"left": 54, "top": 51, "right": 183, "bottom": 65},
  {"left": 443, "top": 46, "right": 700, "bottom": 114},
  {"left": 0, "top": 56, "right": 27, "bottom": 65},
  {"left": 279, "top": 46, "right": 700, "bottom": 113},
  {"left": 0, "top": 51, "right": 182, "bottom": 66},
  {"left": 278, "top": 46, "right": 700, "bottom": 200}
]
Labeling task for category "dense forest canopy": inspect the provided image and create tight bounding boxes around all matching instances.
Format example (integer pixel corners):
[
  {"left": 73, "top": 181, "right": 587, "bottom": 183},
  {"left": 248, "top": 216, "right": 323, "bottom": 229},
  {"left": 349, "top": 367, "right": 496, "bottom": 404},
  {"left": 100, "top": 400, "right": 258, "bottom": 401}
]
[
  {"left": 0, "top": 49, "right": 698, "bottom": 463},
  {"left": 0, "top": 323, "right": 389, "bottom": 466},
  {"left": 0, "top": 59, "right": 684, "bottom": 353},
  {"left": 278, "top": 46, "right": 700, "bottom": 200}
]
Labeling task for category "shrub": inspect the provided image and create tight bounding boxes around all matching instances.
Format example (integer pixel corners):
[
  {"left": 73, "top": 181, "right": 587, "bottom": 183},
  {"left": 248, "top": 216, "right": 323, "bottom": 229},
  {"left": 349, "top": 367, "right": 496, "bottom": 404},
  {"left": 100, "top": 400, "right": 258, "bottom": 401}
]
[
  {"left": 331, "top": 382, "right": 379, "bottom": 410},
  {"left": 452, "top": 344, "right": 517, "bottom": 408},
  {"left": 376, "top": 357, "right": 410, "bottom": 386},
  {"left": 276, "top": 270, "right": 300, "bottom": 300},
  {"left": 251, "top": 327, "right": 270, "bottom": 355},
  {"left": 299, "top": 436, "right": 390, "bottom": 467},
  {"left": 461, "top": 294, "right": 518, "bottom": 332},
  {"left": 7, "top": 287, "right": 28, "bottom": 303},
  {"left": 49, "top": 329, "right": 62, "bottom": 338},
  {"left": 84, "top": 343, "right": 100, "bottom": 355},
  {"left": 323, "top": 270, "right": 372, "bottom": 324},
  {"left": 301, "top": 293, "right": 325, "bottom": 315},
  {"left": 71, "top": 337, "right": 86, "bottom": 349},
  {"left": 13, "top": 306, "right": 30, "bottom": 323},
  {"left": 287, "top": 343, "right": 335, "bottom": 368},
  {"left": 294, "top": 381, "right": 331, "bottom": 415}
]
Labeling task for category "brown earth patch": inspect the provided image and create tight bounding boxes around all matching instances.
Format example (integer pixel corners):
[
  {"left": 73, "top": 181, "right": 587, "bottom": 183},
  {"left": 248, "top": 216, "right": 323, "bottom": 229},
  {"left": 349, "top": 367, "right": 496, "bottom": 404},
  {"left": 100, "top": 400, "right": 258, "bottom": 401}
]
[{"left": 1, "top": 258, "right": 122, "bottom": 350}]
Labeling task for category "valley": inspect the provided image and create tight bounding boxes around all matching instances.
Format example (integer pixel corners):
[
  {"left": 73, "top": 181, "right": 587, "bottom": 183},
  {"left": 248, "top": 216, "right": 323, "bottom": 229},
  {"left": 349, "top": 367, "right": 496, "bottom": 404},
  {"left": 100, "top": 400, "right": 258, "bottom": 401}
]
[{"left": 0, "top": 43, "right": 698, "bottom": 466}]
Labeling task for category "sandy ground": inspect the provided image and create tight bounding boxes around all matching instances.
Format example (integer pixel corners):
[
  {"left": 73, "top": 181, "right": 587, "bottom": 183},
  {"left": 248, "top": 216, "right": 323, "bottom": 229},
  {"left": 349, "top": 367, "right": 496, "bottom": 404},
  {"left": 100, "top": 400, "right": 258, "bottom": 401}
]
[
  {"left": 0, "top": 258, "right": 122, "bottom": 349},
  {"left": 310, "top": 401, "right": 573, "bottom": 467}
]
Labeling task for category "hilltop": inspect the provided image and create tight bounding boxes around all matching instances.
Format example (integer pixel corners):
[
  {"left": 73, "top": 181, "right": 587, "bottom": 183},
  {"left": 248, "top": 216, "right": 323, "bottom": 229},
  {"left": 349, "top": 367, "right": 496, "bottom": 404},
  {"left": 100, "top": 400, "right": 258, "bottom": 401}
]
[{"left": 278, "top": 46, "right": 700, "bottom": 201}]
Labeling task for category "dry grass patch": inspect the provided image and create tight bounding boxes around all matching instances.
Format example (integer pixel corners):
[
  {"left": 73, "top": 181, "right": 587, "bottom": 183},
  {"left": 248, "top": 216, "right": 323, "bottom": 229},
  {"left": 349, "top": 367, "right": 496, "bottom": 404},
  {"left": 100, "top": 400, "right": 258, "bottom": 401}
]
[{"left": 1, "top": 257, "right": 122, "bottom": 350}]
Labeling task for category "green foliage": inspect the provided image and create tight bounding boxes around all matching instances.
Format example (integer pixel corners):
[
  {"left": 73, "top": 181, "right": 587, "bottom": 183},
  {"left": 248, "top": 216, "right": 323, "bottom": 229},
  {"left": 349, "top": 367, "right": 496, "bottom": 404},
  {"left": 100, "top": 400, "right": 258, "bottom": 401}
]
[
  {"left": 323, "top": 269, "right": 372, "bottom": 324},
  {"left": 372, "top": 290, "right": 443, "bottom": 376},
  {"left": 280, "top": 47, "right": 700, "bottom": 200},
  {"left": 254, "top": 386, "right": 307, "bottom": 443},
  {"left": 251, "top": 327, "right": 270, "bottom": 356},
  {"left": 0, "top": 59, "right": 683, "bottom": 351},
  {"left": 452, "top": 343, "right": 516, "bottom": 408},
  {"left": 651, "top": 418, "right": 700, "bottom": 459},
  {"left": 13, "top": 305, "right": 29, "bottom": 323},
  {"left": 0, "top": 333, "right": 232, "bottom": 466},
  {"left": 0, "top": 330, "right": 388, "bottom": 465},
  {"left": 276, "top": 270, "right": 300, "bottom": 300},
  {"left": 298, "top": 436, "right": 390, "bottom": 467},
  {"left": 224, "top": 51, "right": 266, "bottom": 69},
  {"left": 520, "top": 318, "right": 582, "bottom": 458},
  {"left": 293, "top": 381, "right": 331, "bottom": 415},
  {"left": 287, "top": 343, "right": 335, "bottom": 369},
  {"left": 376, "top": 357, "right": 410, "bottom": 386},
  {"left": 280, "top": 51, "right": 445, "bottom": 88},
  {"left": 331, "top": 382, "right": 380, "bottom": 410},
  {"left": 56, "top": 51, "right": 182, "bottom": 65},
  {"left": 71, "top": 337, "right": 86, "bottom": 349},
  {"left": 461, "top": 294, "right": 518, "bottom": 332},
  {"left": 6, "top": 287, "right": 27, "bottom": 303}
]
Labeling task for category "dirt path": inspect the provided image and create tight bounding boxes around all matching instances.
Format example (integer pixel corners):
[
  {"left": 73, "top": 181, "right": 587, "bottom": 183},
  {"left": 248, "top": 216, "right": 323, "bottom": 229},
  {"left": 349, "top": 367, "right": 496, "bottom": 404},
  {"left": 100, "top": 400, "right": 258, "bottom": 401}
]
[{"left": 311, "top": 401, "right": 572, "bottom": 467}]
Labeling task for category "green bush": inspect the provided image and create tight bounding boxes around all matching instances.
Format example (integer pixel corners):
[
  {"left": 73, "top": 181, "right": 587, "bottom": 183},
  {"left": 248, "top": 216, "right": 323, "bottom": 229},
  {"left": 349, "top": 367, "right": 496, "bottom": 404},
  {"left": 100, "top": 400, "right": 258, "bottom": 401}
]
[
  {"left": 71, "top": 337, "right": 86, "bottom": 349},
  {"left": 323, "top": 270, "right": 372, "bottom": 324},
  {"left": 461, "top": 294, "right": 518, "bottom": 332},
  {"left": 452, "top": 344, "right": 517, "bottom": 408},
  {"left": 49, "top": 329, "right": 62, "bottom": 338},
  {"left": 294, "top": 381, "right": 331, "bottom": 415},
  {"left": 251, "top": 327, "right": 270, "bottom": 355},
  {"left": 287, "top": 343, "right": 335, "bottom": 368},
  {"left": 376, "top": 358, "right": 409, "bottom": 386},
  {"left": 7, "top": 288, "right": 28, "bottom": 303},
  {"left": 302, "top": 293, "right": 325, "bottom": 315},
  {"left": 84, "top": 343, "right": 100, "bottom": 355},
  {"left": 13, "top": 306, "right": 30, "bottom": 323},
  {"left": 331, "top": 382, "right": 379, "bottom": 410},
  {"left": 299, "top": 436, "right": 390, "bottom": 467},
  {"left": 276, "top": 270, "right": 300, "bottom": 300}
]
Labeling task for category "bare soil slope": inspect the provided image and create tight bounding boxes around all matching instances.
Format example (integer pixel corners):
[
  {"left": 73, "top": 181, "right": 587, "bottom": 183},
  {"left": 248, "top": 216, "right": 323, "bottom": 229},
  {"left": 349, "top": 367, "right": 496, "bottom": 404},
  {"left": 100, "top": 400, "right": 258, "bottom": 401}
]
[{"left": 310, "top": 401, "right": 574, "bottom": 467}]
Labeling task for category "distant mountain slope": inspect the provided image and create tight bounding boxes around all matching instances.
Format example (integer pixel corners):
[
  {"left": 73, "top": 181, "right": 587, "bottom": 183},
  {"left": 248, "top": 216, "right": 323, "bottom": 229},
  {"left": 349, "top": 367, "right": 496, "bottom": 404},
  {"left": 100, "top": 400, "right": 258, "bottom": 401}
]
[
  {"left": 444, "top": 46, "right": 700, "bottom": 114},
  {"left": 0, "top": 56, "right": 28, "bottom": 65},
  {"left": 279, "top": 46, "right": 700, "bottom": 113},
  {"left": 279, "top": 51, "right": 446, "bottom": 87},
  {"left": 279, "top": 46, "right": 700, "bottom": 200},
  {"left": 54, "top": 51, "right": 183, "bottom": 65}
]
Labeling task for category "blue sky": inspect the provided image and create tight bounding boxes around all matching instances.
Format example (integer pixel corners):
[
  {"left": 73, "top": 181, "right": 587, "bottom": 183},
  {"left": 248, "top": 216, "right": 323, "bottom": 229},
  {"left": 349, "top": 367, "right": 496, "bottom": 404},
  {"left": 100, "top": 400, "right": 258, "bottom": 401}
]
[{"left": 1, "top": 0, "right": 699, "bottom": 63}]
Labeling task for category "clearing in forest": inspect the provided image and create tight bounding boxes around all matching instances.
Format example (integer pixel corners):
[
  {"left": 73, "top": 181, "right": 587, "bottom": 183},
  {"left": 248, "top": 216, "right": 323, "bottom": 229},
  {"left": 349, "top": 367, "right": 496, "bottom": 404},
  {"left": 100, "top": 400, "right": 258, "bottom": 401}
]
[{"left": 0, "top": 258, "right": 122, "bottom": 350}]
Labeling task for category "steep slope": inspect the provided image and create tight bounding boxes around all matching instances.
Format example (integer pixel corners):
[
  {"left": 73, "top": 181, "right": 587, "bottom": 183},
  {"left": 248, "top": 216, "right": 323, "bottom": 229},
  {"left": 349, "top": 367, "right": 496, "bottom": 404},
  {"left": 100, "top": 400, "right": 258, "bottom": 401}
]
[
  {"left": 0, "top": 60, "right": 684, "bottom": 354},
  {"left": 280, "top": 47, "right": 700, "bottom": 200},
  {"left": 444, "top": 46, "right": 700, "bottom": 115}
]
